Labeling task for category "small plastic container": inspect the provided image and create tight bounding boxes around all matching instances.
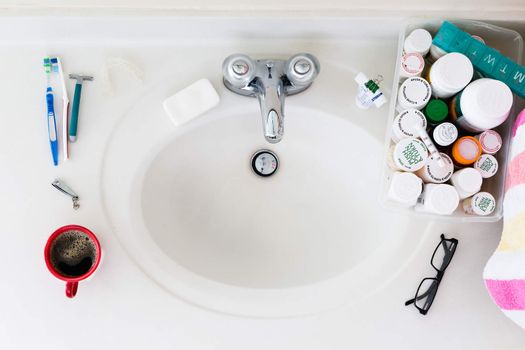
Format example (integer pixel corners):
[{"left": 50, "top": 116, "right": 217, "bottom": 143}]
[
  {"left": 415, "top": 184, "right": 460, "bottom": 215},
  {"left": 450, "top": 167, "right": 483, "bottom": 199},
  {"left": 474, "top": 154, "right": 499, "bottom": 178},
  {"left": 404, "top": 28, "right": 433, "bottom": 56},
  {"left": 399, "top": 52, "right": 425, "bottom": 79},
  {"left": 424, "top": 99, "right": 448, "bottom": 125},
  {"left": 429, "top": 44, "right": 447, "bottom": 63},
  {"left": 396, "top": 77, "right": 431, "bottom": 111},
  {"left": 429, "top": 52, "right": 473, "bottom": 98},
  {"left": 451, "top": 136, "right": 482, "bottom": 166},
  {"left": 476, "top": 130, "right": 503, "bottom": 155},
  {"left": 432, "top": 122, "right": 458, "bottom": 147},
  {"left": 382, "top": 19, "right": 523, "bottom": 222},
  {"left": 387, "top": 172, "right": 423, "bottom": 207},
  {"left": 387, "top": 137, "right": 428, "bottom": 172},
  {"left": 416, "top": 152, "right": 454, "bottom": 184},
  {"left": 471, "top": 35, "right": 486, "bottom": 44},
  {"left": 391, "top": 109, "right": 427, "bottom": 142},
  {"left": 462, "top": 192, "right": 496, "bottom": 216},
  {"left": 455, "top": 78, "right": 514, "bottom": 132}
]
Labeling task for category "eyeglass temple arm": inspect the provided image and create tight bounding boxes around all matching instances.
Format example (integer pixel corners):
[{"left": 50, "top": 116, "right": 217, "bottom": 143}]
[{"left": 405, "top": 287, "right": 434, "bottom": 306}]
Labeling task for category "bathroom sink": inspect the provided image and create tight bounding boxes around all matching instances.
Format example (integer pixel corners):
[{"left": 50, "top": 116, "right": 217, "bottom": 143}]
[{"left": 101, "top": 44, "right": 430, "bottom": 317}]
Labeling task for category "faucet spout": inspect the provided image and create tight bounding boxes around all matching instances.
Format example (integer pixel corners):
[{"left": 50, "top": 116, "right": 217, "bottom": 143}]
[{"left": 254, "top": 75, "right": 285, "bottom": 143}]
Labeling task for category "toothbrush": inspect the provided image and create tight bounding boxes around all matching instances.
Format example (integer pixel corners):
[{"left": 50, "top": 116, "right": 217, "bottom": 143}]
[
  {"left": 46, "top": 87, "right": 58, "bottom": 166},
  {"left": 44, "top": 57, "right": 59, "bottom": 166},
  {"left": 51, "top": 57, "right": 69, "bottom": 161}
]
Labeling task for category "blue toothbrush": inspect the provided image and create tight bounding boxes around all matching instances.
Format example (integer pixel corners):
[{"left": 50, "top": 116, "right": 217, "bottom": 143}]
[
  {"left": 46, "top": 87, "right": 58, "bottom": 166},
  {"left": 43, "top": 57, "right": 59, "bottom": 166}
]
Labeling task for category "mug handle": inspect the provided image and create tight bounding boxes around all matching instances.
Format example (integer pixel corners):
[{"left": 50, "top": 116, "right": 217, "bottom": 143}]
[{"left": 66, "top": 281, "right": 78, "bottom": 298}]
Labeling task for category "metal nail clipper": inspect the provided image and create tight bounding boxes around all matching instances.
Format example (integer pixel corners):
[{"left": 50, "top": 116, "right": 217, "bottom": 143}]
[{"left": 52, "top": 179, "right": 80, "bottom": 210}]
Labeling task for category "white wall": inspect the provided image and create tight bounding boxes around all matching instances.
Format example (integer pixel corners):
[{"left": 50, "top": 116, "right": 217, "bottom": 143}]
[{"left": 0, "top": 0, "right": 524, "bottom": 19}]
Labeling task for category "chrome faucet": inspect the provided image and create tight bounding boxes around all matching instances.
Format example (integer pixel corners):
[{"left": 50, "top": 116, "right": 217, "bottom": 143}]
[{"left": 222, "top": 53, "right": 320, "bottom": 143}]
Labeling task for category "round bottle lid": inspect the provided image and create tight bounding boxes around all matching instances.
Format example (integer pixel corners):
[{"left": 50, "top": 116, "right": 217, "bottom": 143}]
[
  {"left": 392, "top": 138, "right": 428, "bottom": 172},
  {"left": 463, "top": 192, "right": 496, "bottom": 216},
  {"left": 429, "top": 44, "right": 447, "bottom": 62},
  {"left": 432, "top": 53, "right": 473, "bottom": 92},
  {"left": 424, "top": 184, "right": 460, "bottom": 215},
  {"left": 433, "top": 122, "right": 458, "bottom": 147},
  {"left": 416, "top": 152, "right": 454, "bottom": 184},
  {"left": 451, "top": 136, "right": 482, "bottom": 166},
  {"left": 424, "top": 99, "right": 449, "bottom": 124},
  {"left": 392, "top": 109, "right": 427, "bottom": 142},
  {"left": 400, "top": 52, "right": 425, "bottom": 78},
  {"left": 476, "top": 129, "right": 502, "bottom": 154},
  {"left": 471, "top": 35, "right": 485, "bottom": 44},
  {"left": 474, "top": 154, "right": 499, "bottom": 178},
  {"left": 397, "top": 77, "right": 431, "bottom": 111},
  {"left": 387, "top": 172, "right": 423, "bottom": 206},
  {"left": 450, "top": 167, "right": 483, "bottom": 199},
  {"left": 459, "top": 79, "right": 513, "bottom": 131},
  {"left": 404, "top": 28, "right": 432, "bottom": 56}
]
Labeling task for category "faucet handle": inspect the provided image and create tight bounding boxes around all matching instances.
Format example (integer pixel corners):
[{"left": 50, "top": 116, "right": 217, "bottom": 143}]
[
  {"left": 285, "top": 53, "right": 320, "bottom": 87},
  {"left": 222, "top": 54, "right": 256, "bottom": 88}
]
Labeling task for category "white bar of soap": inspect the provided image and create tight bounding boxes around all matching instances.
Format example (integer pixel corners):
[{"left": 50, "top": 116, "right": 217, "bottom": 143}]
[{"left": 163, "top": 78, "right": 220, "bottom": 126}]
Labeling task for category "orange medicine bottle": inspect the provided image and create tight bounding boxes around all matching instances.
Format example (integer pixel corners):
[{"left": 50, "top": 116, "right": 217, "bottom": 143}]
[{"left": 451, "top": 136, "right": 482, "bottom": 166}]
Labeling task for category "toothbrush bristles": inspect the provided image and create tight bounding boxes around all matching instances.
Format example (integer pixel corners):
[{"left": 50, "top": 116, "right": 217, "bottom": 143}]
[
  {"left": 50, "top": 57, "right": 59, "bottom": 72},
  {"left": 43, "top": 57, "right": 51, "bottom": 73}
]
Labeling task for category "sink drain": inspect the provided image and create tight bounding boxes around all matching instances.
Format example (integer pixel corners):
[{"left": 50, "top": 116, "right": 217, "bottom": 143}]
[{"left": 251, "top": 150, "right": 279, "bottom": 177}]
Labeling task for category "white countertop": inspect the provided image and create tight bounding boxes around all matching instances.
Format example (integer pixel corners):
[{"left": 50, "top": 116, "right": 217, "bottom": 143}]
[{"left": 2, "top": 16, "right": 525, "bottom": 349}]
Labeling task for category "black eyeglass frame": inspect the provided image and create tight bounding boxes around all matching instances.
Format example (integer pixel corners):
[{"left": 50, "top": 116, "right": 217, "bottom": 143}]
[{"left": 405, "top": 234, "right": 458, "bottom": 315}]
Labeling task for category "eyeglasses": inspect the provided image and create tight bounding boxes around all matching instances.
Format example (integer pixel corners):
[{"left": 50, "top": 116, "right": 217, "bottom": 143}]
[{"left": 405, "top": 234, "right": 458, "bottom": 315}]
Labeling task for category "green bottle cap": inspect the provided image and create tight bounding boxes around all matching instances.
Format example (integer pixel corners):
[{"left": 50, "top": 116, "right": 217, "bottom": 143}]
[{"left": 424, "top": 99, "right": 448, "bottom": 124}]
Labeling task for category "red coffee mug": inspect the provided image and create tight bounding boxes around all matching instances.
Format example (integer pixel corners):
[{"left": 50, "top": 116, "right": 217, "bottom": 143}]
[{"left": 44, "top": 225, "right": 101, "bottom": 298}]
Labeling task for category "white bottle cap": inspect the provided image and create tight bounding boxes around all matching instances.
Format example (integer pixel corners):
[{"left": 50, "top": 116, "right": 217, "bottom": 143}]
[
  {"left": 450, "top": 167, "right": 483, "bottom": 199},
  {"left": 433, "top": 122, "right": 458, "bottom": 147},
  {"left": 429, "top": 44, "right": 447, "bottom": 63},
  {"left": 474, "top": 154, "right": 499, "bottom": 178},
  {"left": 389, "top": 138, "right": 428, "bottom": 172},
  {"left": 476, "top": 129, "right": 503, "bottom": 154},
  {"left": 416, "top": 152, "right": 454, "bottom": 184},
  {"left": 463, "top": 191, "right": 496, "bottom": 216},
  {"left": 471, "top": 35, "right": 485, "bottom": 44},
  {"left": 400, "top": 52, "right": 425, "bottom": 79},
  {"left": 391, "top": 109, "right": 427, "bottom": 142},
  {"left": 387, "top": 171, "right": 423, "bottom": 207},
  {"left": 397, "top": 77, "right": 431, "bottom": 111},
  {"left": 459, "top": 79, "right": 513, "bottom": 131},
  {"left": 417, "top": 183, "right": 460, "bottom": 215},
  {"left": 404, "top": 29, "right": 432, "bottom": 56},
  {"left": 429, "top": 53, "right": 473, "bottom": 98}
]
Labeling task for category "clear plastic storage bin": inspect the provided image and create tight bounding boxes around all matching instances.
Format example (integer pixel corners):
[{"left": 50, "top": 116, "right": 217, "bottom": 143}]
[{"left": 381, "top": 19, "right": 524, "bottom": 222}]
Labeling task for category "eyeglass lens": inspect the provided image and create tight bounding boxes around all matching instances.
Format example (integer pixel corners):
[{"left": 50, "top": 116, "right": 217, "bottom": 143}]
[{"left": 431, "top": 238, "right": 457, "bottom": 272}]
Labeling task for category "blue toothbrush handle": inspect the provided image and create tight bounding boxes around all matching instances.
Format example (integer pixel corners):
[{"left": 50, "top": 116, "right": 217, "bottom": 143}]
[{"left": 46, "top": 87, "right": 58, "bottom": 166}]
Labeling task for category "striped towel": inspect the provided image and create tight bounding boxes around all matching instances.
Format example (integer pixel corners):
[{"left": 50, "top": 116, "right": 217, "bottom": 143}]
[{"left": 484, "top": 108, "right": 525, "bottom": 327}]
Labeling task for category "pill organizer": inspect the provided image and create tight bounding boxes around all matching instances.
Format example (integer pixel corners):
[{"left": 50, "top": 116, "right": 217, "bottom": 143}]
[
  {"left": 432, "top": 21, "right": 525, "bottom": 98},
  {"left": 380, "top": 19, "right": 524, "bottom": 222}
]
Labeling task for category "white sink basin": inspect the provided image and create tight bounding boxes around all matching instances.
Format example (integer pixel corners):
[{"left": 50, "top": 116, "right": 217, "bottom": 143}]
[
  {"left": 143, "top": 106, "right": 392, "bottom": 288},
  {"left": 101, "top": 39, "right": 430, "bottom": 317}
]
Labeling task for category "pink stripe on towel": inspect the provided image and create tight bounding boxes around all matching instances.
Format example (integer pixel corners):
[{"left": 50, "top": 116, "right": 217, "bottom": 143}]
[
  {"left": 485, "top": 279, "right": 525, "bottom": 310},
  {"left": 513, "top": 109, "right": 525, "bottom": 137},
  {"left": 505, "top": 151, "right": 525, "bottom": 191}
]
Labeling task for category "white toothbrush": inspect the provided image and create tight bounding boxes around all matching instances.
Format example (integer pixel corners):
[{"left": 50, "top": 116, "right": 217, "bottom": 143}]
[{"left": 52, "top": 57, "right": 70, "bottom": 161}]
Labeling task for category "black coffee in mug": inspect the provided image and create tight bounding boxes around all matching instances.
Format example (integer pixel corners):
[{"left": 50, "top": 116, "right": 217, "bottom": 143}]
[{"left": 49, "top": 230, "right": 98, "bottom": 278}]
